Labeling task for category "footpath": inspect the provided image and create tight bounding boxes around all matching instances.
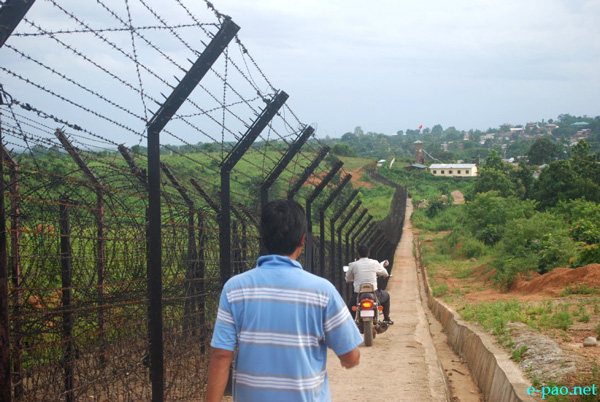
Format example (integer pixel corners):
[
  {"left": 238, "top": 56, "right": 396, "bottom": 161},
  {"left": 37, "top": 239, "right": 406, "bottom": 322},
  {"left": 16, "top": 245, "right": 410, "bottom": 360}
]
[{"left": 328, "top": 200, "right": 449, "bottom": 401}]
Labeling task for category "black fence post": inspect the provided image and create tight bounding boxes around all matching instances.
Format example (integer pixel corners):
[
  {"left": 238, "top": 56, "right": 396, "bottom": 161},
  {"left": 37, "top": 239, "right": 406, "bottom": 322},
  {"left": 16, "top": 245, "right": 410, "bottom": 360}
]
[
  {"left": 345, "top": 209, "right": 367, "bottom": 264},
  {"left": 330, "top": 190, "right": 357, "bottom": 292},
  {"left": 188, "top": 180, "right": 221, "bottom": 353},
  {"left": 0, "top": 0, "right": 36, "bottom": 49},
  {"left": 160, "top": 162, "right": 197, "bottom": 333},
  {"left": 220, "top": 90, "right": 288, "bottom": 286},
  {"left": 55, "top": 129, "right": 108, "bottom": 364},
  {"left": 336, "top": 198, "right": 360, "bottom": 294},
  {"left": 370, "top": 231, "right": 385, "bottom": 260},
  {"left": 59, "top": 197, "right": 74, "bottom": 402},
  {"left": 319, "top": 175, "right": 352, "bottom": 284},
  {"left": 0, "top": 99, "right": 12, "bottom": 402},
  {"left": 145, "top": 17, "right": 239, "bottom": 402},
  {"left": 360, "top": 224, "right": 378, "bottom": 248},
  {"left": 2, "top": 145, "right": 22, "bottom": 398},
  {"left": 189, "top": 178, "right": 222, "bottom": 324},
  {"left": 196, "top": 211, "right": 206, "bottom": 351},
  {"left": 365, "top": 225, "right": 378, "bottom": 244},
  {"left": 353, "top": 216, "right": 373, "bottom": 259},
  {"left": 305, "top": 161, "right": 343, "bottom": 274},
  {"left": 261, "top": 125, "right": 314, "bottom": 207},
  {"left": 118, "top": 145, "right": 148, "bottom": 188},
  {"left": 230, "top": 207, "right": 248, "bottom": 274},
  {"left": 287, "top": 146, "right": 330, "bottom": 201},
  {"left": 345, "top": 210, "right": 368, "bottom": 302},
  {"left": 118, "top": 144, "right": 157, "bottom": 368},
  {"left": 190, "top": 179, "right": 220, "bottom": 215}
]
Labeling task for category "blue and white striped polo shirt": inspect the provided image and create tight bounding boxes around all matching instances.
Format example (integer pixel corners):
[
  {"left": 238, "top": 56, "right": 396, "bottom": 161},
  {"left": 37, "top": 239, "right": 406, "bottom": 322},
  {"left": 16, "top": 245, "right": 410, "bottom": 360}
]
[{"left": 211, "top": 254, "right": 362, "bottom": 401}]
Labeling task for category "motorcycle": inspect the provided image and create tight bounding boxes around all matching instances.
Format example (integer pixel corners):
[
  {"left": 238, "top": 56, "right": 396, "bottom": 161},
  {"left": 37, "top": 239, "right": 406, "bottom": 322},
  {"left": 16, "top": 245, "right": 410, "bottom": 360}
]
[
  {"left": 344, "top": 264, "right": 390, "bottom": 347},
  {"left": 352, "top": 282, "right": 388, "bottom": 346}
]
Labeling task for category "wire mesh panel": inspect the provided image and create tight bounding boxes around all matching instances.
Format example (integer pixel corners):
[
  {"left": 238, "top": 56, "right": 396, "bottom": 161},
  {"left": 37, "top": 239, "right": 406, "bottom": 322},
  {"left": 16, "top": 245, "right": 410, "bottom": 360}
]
[{"left": 1, "top": 131, "right": 152, "bottom": 400}]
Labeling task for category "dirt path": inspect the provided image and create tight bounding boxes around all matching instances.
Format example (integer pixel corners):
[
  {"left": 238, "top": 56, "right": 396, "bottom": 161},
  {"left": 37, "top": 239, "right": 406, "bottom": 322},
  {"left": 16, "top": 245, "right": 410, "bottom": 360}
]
[{"left": 328, "top": 201, "right": 450, "bottom": 401}]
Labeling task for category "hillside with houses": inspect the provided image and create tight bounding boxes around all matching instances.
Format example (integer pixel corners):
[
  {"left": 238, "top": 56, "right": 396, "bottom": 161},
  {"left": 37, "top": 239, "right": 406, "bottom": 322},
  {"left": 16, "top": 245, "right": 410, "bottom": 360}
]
[{"left": 319, "top": 114, "right": 599, "bottom": 167}]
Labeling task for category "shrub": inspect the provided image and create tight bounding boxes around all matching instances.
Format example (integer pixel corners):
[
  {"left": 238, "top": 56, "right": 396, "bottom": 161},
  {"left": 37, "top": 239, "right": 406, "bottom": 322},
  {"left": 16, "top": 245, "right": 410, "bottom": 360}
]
[
  {"left": 553, "top": 198, "right": 600, "bottom": 224},
  {"left": 445, "top": 230, "right": 489, "bottom": 259},
  {"left": 570, "top": 218, "right": 600, "bottom": 245},
  {"left": 569, "top": 218, "right": 600, "bottom": 266},
  {"left": 532, "top": 232, "right": 577, "bottom": 273},
  {"left": 493, "top": 254, "right": 540, "bottom": 288},
  {"left": 540, "top": 312, "right": 573, "bottom": 331},
  {"left": 412, "top": 205, "right": 462, "bottom": 232},
  {"left": 572, "top": 243, "right": 600, "bottom": 267},
  {"left": 432, "top": 283, "right": 449, "bottom": 297},
  {"left": 426, "top": 197, "right": 448, "bottom": 218},
  {"left": 495, "top": 212, "right": 575, "bottom": 278},
  {"left": 461, "top": 191, "right": 536, "bottom": 246},
  {"left": 511, "top": 345, "right": 528, "bottom": 362}
]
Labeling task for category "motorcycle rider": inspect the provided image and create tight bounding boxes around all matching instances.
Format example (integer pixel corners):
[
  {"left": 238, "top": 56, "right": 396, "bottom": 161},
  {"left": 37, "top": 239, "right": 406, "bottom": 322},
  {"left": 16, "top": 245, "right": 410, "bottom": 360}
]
[{"left": 345, "top": 244, "right": 393, "bottom": 325}]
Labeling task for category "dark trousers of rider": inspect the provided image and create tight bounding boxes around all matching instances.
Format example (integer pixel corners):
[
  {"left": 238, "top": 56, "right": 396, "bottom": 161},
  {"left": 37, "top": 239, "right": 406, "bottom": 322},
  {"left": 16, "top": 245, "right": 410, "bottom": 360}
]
[{"left": 349, "top": 290, "right": 391, "bottom": 321}]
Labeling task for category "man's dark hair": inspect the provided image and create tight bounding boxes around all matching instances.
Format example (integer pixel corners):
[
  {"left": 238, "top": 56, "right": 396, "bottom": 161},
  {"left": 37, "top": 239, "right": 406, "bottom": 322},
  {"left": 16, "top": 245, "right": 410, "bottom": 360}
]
[
  {"left": 261, "top": 199, "right": 307, "bottom": 255},
  {"left": 357, "top": 244, "right": 370, "bottom": 258}
]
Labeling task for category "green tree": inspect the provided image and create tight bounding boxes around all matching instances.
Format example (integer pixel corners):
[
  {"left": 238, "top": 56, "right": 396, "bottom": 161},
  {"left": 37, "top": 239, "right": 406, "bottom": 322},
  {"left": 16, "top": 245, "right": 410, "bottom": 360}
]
[
  {"left": 461, "top": 191, "right": 536, "bottom": 245},
  {"left": 533, "top": 160, "right": 600, "bottom": 209},
  {"left": 509, "top": 160, "right": 534, "bottom": 199},
  {"left": 473, "top": 168, "right": 516, "bottom": 197},
  {"left": 571, "top": 140, "right": 600, "bottom": 181},
  {"left": 431, "top": 124, "right": 443, "bottom": 136},
  {"left": 527, "top": 137, "right": 560, "bottom": 165},
  {"left": 484, "top": 150, "right": 504, "bottom": 170},
  {"left": 331, "top": 143, "right": 356, "bottom": 157}
]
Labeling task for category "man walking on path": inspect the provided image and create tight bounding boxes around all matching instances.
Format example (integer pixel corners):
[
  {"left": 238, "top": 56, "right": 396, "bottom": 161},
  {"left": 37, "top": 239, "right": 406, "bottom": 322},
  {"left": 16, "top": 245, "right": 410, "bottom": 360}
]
[{"left": 206, "top": 199, "right": 362, "bottom": 401}]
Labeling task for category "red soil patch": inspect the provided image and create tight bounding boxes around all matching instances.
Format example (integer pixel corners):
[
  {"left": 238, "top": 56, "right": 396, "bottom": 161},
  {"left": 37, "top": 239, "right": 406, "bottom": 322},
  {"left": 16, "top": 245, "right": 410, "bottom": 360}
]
[
  {"left": 511, "top": 264, "right": 600, "bottom": 296},
  {"left": 302, "top": 165, "right": 375, "bottom": 188},
  {"left": 451, "top": 190, "right": 465, "bottom": 205},
  {"left": 348, "top": 166, "right": 374, "bottom": 189}
]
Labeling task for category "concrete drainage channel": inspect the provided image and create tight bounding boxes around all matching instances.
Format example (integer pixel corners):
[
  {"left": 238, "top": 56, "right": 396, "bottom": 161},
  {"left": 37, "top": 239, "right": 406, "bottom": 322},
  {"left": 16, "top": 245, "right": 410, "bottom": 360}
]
[{"left": 415, "top": 234, "right": 536, "bottom": 402}]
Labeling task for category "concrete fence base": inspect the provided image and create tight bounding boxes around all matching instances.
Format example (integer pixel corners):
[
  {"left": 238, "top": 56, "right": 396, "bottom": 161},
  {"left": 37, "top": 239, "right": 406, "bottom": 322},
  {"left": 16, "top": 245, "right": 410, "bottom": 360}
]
[{"left": 415, "top": 234, "right": 535, "bottom": 402}]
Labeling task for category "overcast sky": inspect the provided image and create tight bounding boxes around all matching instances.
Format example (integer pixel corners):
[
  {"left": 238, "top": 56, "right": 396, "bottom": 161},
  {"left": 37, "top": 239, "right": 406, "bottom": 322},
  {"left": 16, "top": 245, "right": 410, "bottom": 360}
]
[
  {"left": 208, "top": 0, "right": 600, "bottom": 138},
  {"left": 2, "top": 0, "right": 599, "bottom": 145}
]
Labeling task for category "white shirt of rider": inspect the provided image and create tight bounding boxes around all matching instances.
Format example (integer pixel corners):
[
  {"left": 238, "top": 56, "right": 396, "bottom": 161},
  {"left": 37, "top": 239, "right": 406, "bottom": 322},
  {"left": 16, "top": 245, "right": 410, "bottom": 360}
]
[{"left": 345, "top": 257, "right": 389, "bottom": 293}]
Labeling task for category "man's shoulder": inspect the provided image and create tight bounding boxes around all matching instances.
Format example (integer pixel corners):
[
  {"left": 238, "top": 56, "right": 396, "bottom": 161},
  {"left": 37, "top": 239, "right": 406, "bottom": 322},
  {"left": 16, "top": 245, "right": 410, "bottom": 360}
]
[
  {"left": 223, "top": 266, "right": 337, "bottom": 295},
  {"left": 296, "top": 269, "right": 338, "bottom": 293},
  {"left": 222, "top": 268, "right": 258, "bottom": 289}
]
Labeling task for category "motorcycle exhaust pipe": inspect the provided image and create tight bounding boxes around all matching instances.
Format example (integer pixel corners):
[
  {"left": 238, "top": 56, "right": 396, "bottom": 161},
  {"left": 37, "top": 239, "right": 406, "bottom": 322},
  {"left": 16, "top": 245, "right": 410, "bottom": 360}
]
[{"left": 376, "top": 322, "right": 389, "bottom": 334}]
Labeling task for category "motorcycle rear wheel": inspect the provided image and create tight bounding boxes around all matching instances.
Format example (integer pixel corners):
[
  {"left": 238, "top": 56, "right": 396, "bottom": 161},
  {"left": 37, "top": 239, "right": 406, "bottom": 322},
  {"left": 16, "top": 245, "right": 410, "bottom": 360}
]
[{"left": 364, "top": 321, "right": 373, "bottom": 346}]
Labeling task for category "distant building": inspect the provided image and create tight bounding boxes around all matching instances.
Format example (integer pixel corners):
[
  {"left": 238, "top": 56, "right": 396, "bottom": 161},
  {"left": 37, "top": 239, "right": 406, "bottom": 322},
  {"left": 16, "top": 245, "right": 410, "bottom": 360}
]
[
  {"left": 479, "top": 133, "right": 495, "bottom": 145},
  {"left": 571, "top": 129, "right": 592, "bottom": 143},
  {"left": 427, "top": 163, "right": 478, "bottom": 177},
  {"left": 404, "top": 163, "right": 427, "bottom": 172},
  {"left": 414, "top": 141, "right": 425, "bottom": 164}
]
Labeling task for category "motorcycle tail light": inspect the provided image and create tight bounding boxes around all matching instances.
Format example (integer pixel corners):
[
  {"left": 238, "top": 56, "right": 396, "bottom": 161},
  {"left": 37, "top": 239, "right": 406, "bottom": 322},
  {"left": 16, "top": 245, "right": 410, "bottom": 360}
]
[
  {"left": 361, "top": 301, "right": 373, "bottom": 309},
  {"left": 378, "top": 306, "right": 383, "bottom": 311}
]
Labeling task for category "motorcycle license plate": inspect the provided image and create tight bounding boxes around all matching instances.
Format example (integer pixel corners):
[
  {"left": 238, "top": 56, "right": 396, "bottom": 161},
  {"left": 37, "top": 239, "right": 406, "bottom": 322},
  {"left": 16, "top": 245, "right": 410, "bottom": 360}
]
[{"left": 360, "top": 310, "right": 374, "bottom": 317}]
